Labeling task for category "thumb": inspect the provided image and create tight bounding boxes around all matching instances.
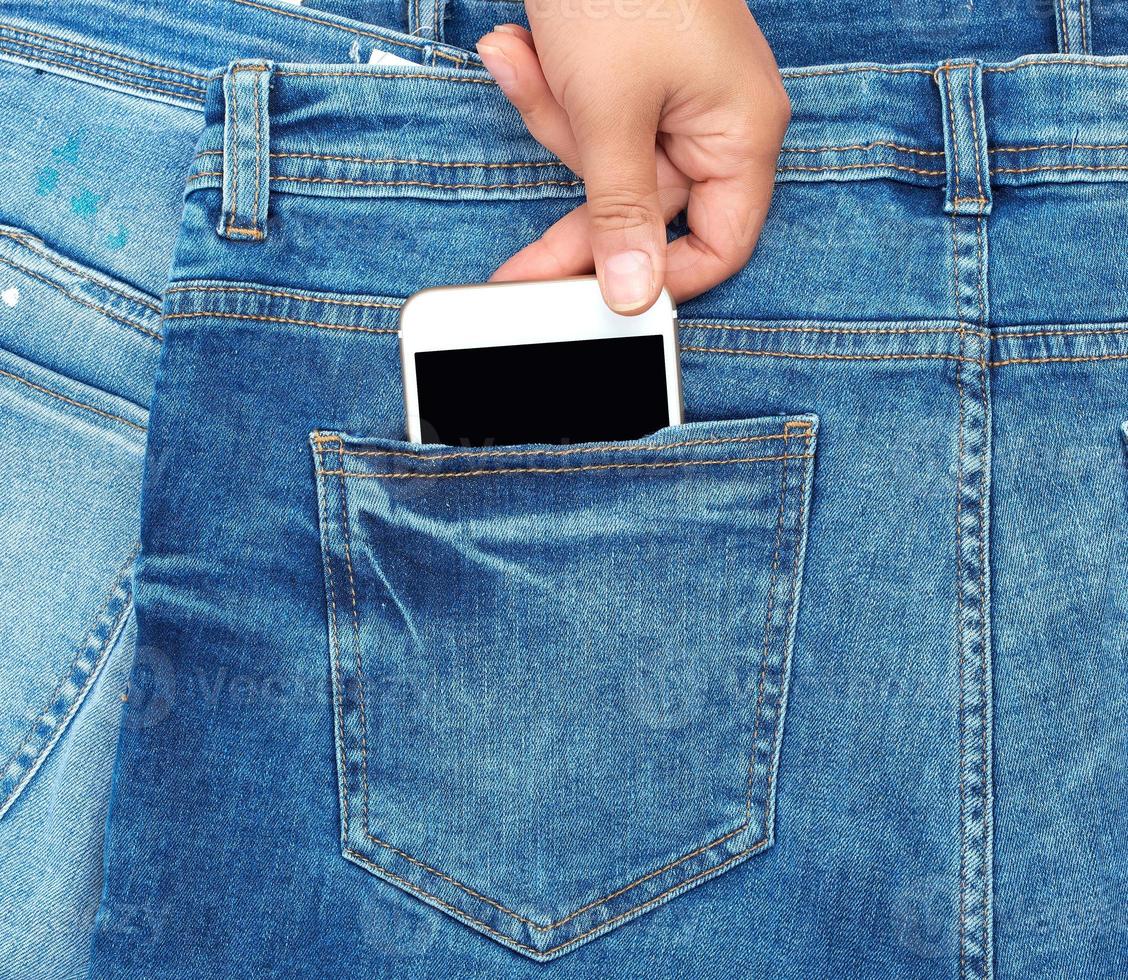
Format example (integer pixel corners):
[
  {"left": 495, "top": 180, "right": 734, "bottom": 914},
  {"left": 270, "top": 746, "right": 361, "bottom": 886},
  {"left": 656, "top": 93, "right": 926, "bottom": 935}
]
[{"left": 571, "top": 103, "right": 666, "bottom": 314}]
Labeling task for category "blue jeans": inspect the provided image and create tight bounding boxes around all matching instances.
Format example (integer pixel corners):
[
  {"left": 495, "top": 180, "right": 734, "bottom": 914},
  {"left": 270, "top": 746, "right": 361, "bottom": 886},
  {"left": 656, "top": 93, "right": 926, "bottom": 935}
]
[{"left": 0, "top": 1, "right": 1125, "bottom": 978}]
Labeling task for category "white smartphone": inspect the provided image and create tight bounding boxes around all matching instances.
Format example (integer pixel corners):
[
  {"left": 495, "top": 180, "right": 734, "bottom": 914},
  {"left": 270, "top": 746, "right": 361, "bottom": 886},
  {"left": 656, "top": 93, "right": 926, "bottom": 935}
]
[{"left": 399, "top": 277, "right": 683, "bottom": 446}]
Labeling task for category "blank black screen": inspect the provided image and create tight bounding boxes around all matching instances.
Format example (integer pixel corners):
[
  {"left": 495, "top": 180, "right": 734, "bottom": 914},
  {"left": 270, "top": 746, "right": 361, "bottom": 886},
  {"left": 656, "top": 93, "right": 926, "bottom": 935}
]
[{"left": 415, "top": 335, "right": 670, "bottom": 446}]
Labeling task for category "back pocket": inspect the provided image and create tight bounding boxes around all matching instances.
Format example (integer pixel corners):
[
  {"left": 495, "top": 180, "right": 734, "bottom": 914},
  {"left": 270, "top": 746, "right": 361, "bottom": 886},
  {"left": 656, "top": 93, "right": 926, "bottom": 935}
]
[{"left": 310, "top": 415, "right": 817, "bottom": 959}]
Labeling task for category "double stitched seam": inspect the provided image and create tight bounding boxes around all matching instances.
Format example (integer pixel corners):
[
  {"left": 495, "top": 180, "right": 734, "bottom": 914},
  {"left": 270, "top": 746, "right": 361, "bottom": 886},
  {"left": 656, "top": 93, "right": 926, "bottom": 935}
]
[
  {"left": 974, "top": 212, "right": 992, "bottom": 980},
  {"left": 1057, "top": 0, "right": 1071, "bottom": 53},
  {"left": 990, "top": 142, "right": 1128, "bottom": 153},
  {"left": 682, "top": 348, "right": 973, "bottom": 363},
  {"left": 1081, "top": 0, "right": 1089, "bottom": 52},
  {"left": 0, "top": 43, "right": 204, "bottom": 103},
  {"left": 968, "top": 69, "right": 986, "bottom": 215},
  {"left": 337, "top": 445, "right": 374, "bottom": 843},
  {"left": 951, "top": 209, "right": 972, "bottom": 980},
  {"left": 687, "top": 323, "right": 974, "bottom": 336},
  {"left": 329, "top": 428, "right": 812, "bottom": 936},
  {"left": 0, "top": 34, "right": 205, "bottom": 97},
  {"left": 777, "top": 162, "right": 944, "bottom": 176},
  {"left": 780, "top": 141, "right": 944, "bottom": 157},
  {"left": 322, "top": 432, "right": 801, "bottom": 461},
  {"left": 315, "top": 442, "right": 350, "bottom": 835},
  {"left": 162, "top": 311, "right": 395, "bottom": 334},
  {"left": 318, "top": 453, "right": 814, "bottom": 480},
  {"left": 0, "top": 230, "right": 161, "bottom": 312},
  {"left": 991, "top": 164, "right": 1128, "bottom": 175},
  {"left": 0, "top": 254, "right": 161, "bottom": 340},
  {"left": 276, "top": 69, "right": 492, "bottom": 84},
  {"left": 190, "top": 173, "right": 581, "bottom": 191},
  {"left": 983, "top": 59, "right": 1128, "bottom": 74},
  {"left": 990, "top": 352, "right": 1128, "bottom": 365},
  {"left": 0, "top": 367, "right": 145, "bottom": 430},
  {"left": 943, "top": 66, "right": 962, "bottom": 204},
  {"left": 0, "top": 23, "right": 206, "bottom": 79},
  {"left": 0, "top": 543, "right": 139, "bottom": 784},
  {"left": 164, "top": 284, "right": 401, "bottom": 309},
  {"left": 196, "top": 149, "right": 566, "bottom": 169},
  {"left": 223, "top": 65, "right": 269, "bottom": 237}
]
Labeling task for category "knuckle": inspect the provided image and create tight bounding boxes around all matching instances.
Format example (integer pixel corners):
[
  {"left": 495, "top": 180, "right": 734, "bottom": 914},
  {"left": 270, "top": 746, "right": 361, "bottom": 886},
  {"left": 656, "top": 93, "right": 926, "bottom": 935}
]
[{"left": 587, "top": 194, "right": 659, "bottom": 233}]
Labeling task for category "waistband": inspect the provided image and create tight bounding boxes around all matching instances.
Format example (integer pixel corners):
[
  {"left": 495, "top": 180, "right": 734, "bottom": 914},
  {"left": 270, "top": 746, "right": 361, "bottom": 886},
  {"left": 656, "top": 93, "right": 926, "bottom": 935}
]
[
  {"left": 183, "top": 54, "right": 1128, "bottom": 236},
  {"left": 4, "top": 1, "right": 1128, "bottom": 214}
]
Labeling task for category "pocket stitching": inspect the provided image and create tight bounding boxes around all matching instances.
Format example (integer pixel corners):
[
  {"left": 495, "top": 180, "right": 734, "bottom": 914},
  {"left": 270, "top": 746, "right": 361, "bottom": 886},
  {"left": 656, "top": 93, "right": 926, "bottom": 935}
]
[{"left": 316, "top": 422, "right": 813, "bottom": 948}]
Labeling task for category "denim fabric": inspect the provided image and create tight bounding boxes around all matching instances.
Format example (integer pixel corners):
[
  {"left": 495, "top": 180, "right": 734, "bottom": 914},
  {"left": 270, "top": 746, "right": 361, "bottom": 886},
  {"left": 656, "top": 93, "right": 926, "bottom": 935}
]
[
  {"left": 80, "top": 20, "right": 1128, "bottom": 980},
  {"left": 0, "top": 1, "right": 1124, "bottom": 979}
]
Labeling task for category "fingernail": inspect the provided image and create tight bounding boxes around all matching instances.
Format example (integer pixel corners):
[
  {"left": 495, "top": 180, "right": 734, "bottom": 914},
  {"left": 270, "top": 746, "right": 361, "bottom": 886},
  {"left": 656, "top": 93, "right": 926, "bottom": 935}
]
[
  {"left": 604, "top": 250, "right": 654, "bottom": 312},
  {"left": 475, "top": 42, "right": 517, "bottom": 89},
  {"left": 493, "top": 24, "right": 525, "bottom": 37}
]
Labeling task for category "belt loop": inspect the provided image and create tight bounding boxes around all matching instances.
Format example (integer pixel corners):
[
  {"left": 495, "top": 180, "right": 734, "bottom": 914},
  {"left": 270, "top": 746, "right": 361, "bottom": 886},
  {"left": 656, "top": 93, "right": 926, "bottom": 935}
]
[
  {"left": 407, "top": 0, "right": 448, "bottom": 43},
  {"left": 935, "top": 60, "right": 992, "bottom": 217},
  {"left": 218, "top": 60, "right": 272, "bottom": 242},
  {"left": 1053, "top": 0, "right": 1093, "bottom": 54}
]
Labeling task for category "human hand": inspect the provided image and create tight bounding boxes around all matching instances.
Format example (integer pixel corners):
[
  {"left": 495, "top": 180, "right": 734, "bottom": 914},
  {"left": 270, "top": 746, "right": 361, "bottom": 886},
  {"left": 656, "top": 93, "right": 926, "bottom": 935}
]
[{"left": 476, "top": 0, "right": 790, "bottom": 314}]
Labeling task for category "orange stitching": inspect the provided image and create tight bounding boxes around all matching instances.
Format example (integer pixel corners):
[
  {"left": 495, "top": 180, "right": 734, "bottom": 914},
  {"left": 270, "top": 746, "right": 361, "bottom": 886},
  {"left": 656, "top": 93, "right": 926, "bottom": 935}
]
[
  {"left": 0, "top": 22, "right": 206, "bottom": 79},
  {"left": 989, "top": 141, "right": 1128, "bottom": 153},
  {"left": 227, "top": 70, "right": 239, "bottom": 230},
  {"left": 974, "top": 212, "right": 991, "bottom": 980},
  {"left": 222, "top": 225, "right": 265, "bottom": 239},
  {"left": 319, "top": 453, "right": 814, "bottom": 479},
  {"left": 0, "top": 542, "right": 140, "bottom": 795},
  {"left": 992, "top": 164, "right": 1128, "bottom": 174},
  {"left": 230, "top": 0, "right": 428, "bottom": 51},
  {"left": 191, "top": 172, "right": 582, "bottom": 190},
  {"left": 0, "top": 253, "right": 162, "bottom": 340},
  {"left": 271, "top": 175, "right": 582, "bottom": 190},
  {"left": 780, "top": 140, "right": 944, "bottom": 157},
  {"left": 747, "top": 432, "right": 790, "bottom": 821},
  {"left": 276, "top": 68, "right": 492, "bottom": 84},
  {"left": 951, "top": 209, "right": 970, "bottom": 980},
  {"left": 983, "top": 58, "right": 1128, "bottom": 73},
  {"left": 687, "top": 322, "right": 975, "bottom": 337},
  {"left": 944, "top": 65, "right": 961, "bottom": 203},
  {"left": 344, "top": 839, "right": 768, "bottom": 958},
  {"left": 1057, "top": 0, "right": 1071, "bottom": 53},
  {"left": 195, "top": 148, "right": 566, "bottom": 170},
  {"left": 0, "top": 365, "right": 145, "bottom": 431},
  {"left": 682, "top": 347, "right": 971, "bottom": 362},
  {"left": 777, "top": 162, "right": 944, "bottom": 176},
  {"left": 330, "top": 431, "right": 809, "bottom": 461},
  {"left": 164, "top": 284, "right": 402, "bottom": 309},
  {"left": 967, "top": 68, "right": 985, "bottom": 208},
  {"left": 0, "top": 229, "right": 162, "bottom": 313},
  {"left": 0, "top": 43, "right": 205, "bottom": 103},
  {"left": 162, "top": 310, "right": 395, "bottom": 334},
  {"left": 993, "top": 326, "right": 1128, "bottom": 338},
  {"left": 989, "top": 353, "right": 1128, "bottom": 366},
  {"left": 0, "top": 32, "right": 205, "bottom": 96},
  {"left": 314, "top": 443, "right": 349, "bottom": 833},
  {"left": 252, "top": 66, "right": 263, "bottom": 233},
  {"left": 782, "top": 65, "right": 934, "bottom": 78},
  {"left": 952, "top": 197, "right": 990, "bottom": 204},
  {"left": 338, "top": 453, "right": 373, "bottom": 836}
]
